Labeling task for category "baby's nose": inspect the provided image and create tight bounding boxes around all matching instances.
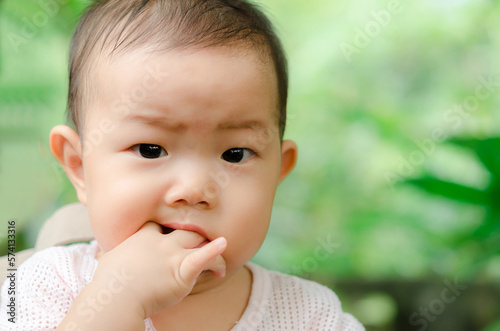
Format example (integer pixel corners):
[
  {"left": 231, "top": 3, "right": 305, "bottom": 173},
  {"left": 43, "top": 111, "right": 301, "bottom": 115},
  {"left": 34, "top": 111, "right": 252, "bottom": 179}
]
[
  {"left": 163, "top": 165, "right": 218, "bottom": 209},
  {"left": 165, "top": 184, "right": 211, "bottom": 208}
]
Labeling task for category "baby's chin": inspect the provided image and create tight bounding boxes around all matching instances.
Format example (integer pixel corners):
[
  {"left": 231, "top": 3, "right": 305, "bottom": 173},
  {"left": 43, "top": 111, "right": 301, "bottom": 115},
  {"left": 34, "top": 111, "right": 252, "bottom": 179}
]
[
  {"left": 191, "top": 264, "right": 250, "bottom": 296},
  {"left": 189, "top": 268, "right": 233, "bottom": 295},
  {"left": 193, "top": 269, "right": 219, "bottom": 288}
]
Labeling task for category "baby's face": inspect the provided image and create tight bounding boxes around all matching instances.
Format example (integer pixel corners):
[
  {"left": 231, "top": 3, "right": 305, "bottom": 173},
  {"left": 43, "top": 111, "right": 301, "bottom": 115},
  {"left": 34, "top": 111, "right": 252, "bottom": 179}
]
[{"left": 79, "top": 46, "right": 292, "bottom": 289}]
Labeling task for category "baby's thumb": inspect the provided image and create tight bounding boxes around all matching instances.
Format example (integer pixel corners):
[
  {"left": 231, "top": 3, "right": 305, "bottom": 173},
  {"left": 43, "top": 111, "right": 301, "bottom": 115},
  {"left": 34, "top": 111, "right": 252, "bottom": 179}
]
[
  {"left": 179, "top": 237, "right": 227, "bottom": 283},
  {"left": 138, "top": 221, "right": 163, "bottom": 233},
  {"left": 203, "top": 254, "right": 226, "bottom": 278}
]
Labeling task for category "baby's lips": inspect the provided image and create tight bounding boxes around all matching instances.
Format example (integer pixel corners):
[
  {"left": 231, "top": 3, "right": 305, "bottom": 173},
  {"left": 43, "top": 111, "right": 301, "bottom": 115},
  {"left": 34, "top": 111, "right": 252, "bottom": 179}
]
[
  {"left": 195, "top": 239, "right": 210, "bottom": 249},
  {"left": 161, "top": 222, "right": 210, "bottom": 239},
  {"left": 195, "top": 235, "right": 225, "bottom": 250},
  {"left": 160, "top": 225, "right": 176, "bottom": 235}
]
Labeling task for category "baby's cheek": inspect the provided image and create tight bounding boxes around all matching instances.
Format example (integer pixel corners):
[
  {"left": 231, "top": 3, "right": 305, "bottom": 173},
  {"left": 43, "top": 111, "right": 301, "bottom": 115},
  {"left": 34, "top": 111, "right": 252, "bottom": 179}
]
[
  {"left": 223, "top": 241, "right": 259, "bottom": 273},
  {"left": 90, "top": 208, "right": 137, "bottom": 253},
  {"left": 223, "top": 213, "right": 269, "bottom": 269}
]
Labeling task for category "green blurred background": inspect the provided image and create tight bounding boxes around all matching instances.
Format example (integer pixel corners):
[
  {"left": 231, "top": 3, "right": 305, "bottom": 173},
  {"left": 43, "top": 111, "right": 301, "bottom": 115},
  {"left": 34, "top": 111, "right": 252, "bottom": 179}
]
[{"left": 1, "top": 0, "right": 499, "bottom": 330}]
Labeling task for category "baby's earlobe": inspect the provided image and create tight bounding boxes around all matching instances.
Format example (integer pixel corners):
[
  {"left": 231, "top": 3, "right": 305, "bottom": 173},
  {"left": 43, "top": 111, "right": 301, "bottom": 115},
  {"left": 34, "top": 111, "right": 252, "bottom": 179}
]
[
  {"left": 49, "top": 125, "right": 87, "bottom": 203},
  {"left": 278, "top": 140, "right": 298, "bottom": 183}
]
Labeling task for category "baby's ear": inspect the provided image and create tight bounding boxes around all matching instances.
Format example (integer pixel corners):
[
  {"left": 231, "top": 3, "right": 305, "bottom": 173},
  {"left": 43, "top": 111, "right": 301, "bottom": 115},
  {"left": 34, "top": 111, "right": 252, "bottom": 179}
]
[
  {"left": 49, "top": 125, "right": 87, "bottom": 205},
  {"left": 278, "top": 140, "right": 298, "bottom": 183}
]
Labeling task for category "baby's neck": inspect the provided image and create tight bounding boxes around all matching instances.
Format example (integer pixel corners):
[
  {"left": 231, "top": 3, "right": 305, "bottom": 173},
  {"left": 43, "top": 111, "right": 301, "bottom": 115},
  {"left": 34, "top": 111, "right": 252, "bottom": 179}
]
[{"left": 150, "top": 265, "right": 252, "bottom": 331}]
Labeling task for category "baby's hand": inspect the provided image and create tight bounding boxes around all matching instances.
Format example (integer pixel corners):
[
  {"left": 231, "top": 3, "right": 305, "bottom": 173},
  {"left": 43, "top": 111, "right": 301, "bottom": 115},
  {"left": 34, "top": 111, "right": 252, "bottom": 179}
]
[{"left": 92, "top": 222, "right": 227, "bottom": 318}]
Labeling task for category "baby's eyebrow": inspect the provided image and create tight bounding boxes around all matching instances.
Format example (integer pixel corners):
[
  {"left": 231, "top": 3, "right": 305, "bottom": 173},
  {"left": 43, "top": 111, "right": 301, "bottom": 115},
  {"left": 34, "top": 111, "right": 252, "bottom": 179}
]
[
  {"left": 216, "top": 120, "right": 267, "bottom": 133},
  {"left": 126, "top": 114, "right": 186, "bottom": 131},
  {"left": 126, "top": 114, "right": 266, "bottom": 133}
]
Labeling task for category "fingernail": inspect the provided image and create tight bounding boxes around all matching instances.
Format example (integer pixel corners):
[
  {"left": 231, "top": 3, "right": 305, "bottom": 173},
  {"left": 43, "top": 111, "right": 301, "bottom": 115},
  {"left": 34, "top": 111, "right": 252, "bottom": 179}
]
[
  {"left": 213, "top": 237, "right": 226, "bottom": 248},
  {"left": 218, "top": 266, "right": 226, "bottom": 278}
]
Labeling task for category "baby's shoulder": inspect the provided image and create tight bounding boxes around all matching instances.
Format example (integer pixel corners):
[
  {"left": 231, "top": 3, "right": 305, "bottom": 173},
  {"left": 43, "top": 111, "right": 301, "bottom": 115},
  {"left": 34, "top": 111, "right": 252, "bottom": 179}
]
[
  {"left": 15, "top": 241, "right": 99, "bottom": 290},
  {"left": 246, "top": 263, "right": 365, "bottom": 330},
  {"left": 265, "top": 266, "right": 344, "bottom": 309},
  {"left": 0, "top": 243, "right": 99, "bottom": 329}
]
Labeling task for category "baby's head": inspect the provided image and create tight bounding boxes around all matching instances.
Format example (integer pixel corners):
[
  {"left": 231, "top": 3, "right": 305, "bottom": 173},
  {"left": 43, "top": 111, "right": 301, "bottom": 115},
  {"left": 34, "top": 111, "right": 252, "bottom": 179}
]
[
  {"left": 67, "top": 0, "right": 288, "bottom": 140},
  {"left": 50, "top": 0, "right": 297, "bottom": 291}
]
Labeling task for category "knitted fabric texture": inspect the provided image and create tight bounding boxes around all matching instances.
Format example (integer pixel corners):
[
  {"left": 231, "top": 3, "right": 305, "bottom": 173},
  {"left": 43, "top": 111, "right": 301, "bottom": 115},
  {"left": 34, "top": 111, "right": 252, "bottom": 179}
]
[
  {"left": 1, "top": 241, "right": 364, "bottom": 330},
  {"left": 233, "top": 263, "right": 364, "bottom": 331}
]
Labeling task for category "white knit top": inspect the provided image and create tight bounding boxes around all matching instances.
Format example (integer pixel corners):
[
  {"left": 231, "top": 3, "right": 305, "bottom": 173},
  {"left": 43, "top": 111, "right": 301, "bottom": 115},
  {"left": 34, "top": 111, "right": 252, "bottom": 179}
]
[{"left": 0, "top": 241, "right": 364, "bottom": 330}]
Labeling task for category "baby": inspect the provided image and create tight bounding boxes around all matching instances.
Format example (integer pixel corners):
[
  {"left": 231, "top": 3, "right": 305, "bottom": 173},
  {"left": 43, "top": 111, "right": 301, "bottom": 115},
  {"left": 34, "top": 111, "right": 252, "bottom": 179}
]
[{"left": 1, "top": 0, "right": 364, "bottom": 330}]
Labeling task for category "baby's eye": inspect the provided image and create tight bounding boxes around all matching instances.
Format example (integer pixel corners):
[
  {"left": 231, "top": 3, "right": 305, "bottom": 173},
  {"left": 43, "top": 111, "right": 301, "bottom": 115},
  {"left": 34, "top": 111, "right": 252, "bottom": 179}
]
[
  {"left": 132, "top": 144, "right": 167, "bottom": 159},
  {"left": 221, "top": 148, "right": 255, "bottom": 163}
]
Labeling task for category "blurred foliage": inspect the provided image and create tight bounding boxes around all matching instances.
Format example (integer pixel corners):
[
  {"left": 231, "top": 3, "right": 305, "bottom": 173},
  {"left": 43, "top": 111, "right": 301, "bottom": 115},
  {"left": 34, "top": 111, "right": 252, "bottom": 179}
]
[
  {"left": 1, "top": 0, "right": 500, "bottom": 330},
  {"left": 484, "top": 318, "right": 500, "bottom": 331},
  {"left": 408, "top": 138, "right": 500, "bottom": 277}
]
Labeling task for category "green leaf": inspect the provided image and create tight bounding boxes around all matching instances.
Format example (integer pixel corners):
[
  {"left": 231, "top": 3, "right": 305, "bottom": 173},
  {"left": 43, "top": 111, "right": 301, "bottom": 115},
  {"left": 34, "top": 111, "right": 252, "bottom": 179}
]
[
  {"left": 448, "top": 138, "right": 500, "bottom": 178},
  {"left": 482, "top": 317, "right": 500, "bottom": 331},
  {"left": 407, "top": 177, "right": 489, "bottom": 205}
]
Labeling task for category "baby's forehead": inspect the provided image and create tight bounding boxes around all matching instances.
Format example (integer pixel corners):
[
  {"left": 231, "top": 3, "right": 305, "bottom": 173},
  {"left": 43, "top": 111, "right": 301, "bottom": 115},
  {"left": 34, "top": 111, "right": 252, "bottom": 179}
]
[
  {"left": 98, "top": 41, "right": 274, "bottom": 72},
  {"left": 94, "top": 44, "right": 277, "bottom": 97},
  {"left": 86, "top": 45, "right": 280, "bottom": 127}
]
